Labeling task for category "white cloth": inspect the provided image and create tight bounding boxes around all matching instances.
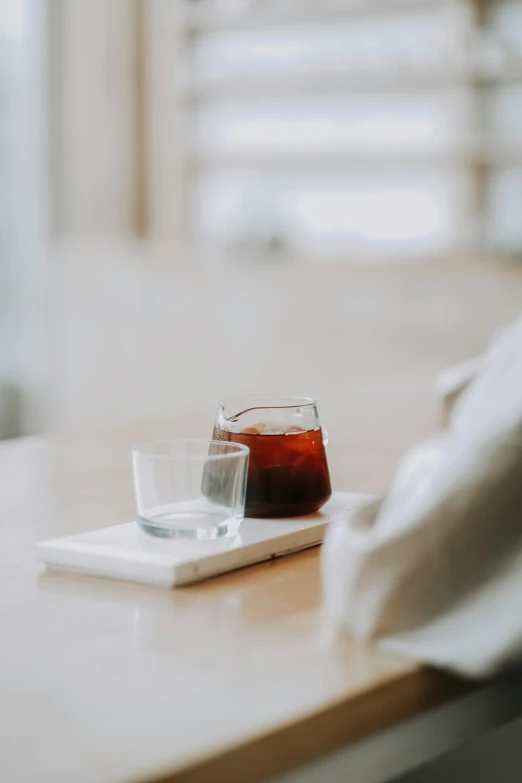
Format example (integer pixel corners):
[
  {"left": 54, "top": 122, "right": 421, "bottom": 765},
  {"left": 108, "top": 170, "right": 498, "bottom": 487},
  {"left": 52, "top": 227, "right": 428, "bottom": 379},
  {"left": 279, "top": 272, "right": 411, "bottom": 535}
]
[{"left": 322, "top": 318, "right": 522, "bottom": 679}]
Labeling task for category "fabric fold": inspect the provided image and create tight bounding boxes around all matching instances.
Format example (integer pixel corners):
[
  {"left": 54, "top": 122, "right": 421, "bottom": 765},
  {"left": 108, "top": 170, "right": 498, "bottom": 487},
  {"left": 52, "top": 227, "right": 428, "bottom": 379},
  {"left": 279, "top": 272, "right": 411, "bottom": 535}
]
[{"left": 322, "top": 319, "right": 522, "bottom": 678}]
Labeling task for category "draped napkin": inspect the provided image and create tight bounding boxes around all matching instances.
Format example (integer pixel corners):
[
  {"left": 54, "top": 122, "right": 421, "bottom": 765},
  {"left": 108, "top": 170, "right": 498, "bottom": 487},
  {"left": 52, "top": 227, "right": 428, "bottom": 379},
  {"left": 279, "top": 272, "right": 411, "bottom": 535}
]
[{"left": 322, "top": 318, "right": 522, "bottom": 678}]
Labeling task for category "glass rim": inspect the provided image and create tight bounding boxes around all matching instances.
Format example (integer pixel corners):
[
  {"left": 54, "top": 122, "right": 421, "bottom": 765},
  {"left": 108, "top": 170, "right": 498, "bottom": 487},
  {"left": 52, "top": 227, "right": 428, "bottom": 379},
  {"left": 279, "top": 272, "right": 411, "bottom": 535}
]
[
  {"left": 132, "top": 439, "right": 250, "bottom": 461},
  {"left": 219, "top": 395, "right": 316, "bottom": 412}
]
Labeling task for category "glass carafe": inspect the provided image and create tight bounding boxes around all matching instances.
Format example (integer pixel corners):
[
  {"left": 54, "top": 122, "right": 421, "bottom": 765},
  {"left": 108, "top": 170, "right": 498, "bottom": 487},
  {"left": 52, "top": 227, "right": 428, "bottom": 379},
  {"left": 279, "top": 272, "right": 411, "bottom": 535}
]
[{"left": 212, "top": 396, "right": 331, "bottom": 518}]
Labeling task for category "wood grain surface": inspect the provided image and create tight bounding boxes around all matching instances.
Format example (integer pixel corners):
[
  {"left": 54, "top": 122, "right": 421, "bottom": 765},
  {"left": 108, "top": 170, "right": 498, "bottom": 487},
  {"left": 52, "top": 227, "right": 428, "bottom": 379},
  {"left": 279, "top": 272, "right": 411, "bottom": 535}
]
[{"left": 0, "top": 428, "right": 466, "bottom": 783}]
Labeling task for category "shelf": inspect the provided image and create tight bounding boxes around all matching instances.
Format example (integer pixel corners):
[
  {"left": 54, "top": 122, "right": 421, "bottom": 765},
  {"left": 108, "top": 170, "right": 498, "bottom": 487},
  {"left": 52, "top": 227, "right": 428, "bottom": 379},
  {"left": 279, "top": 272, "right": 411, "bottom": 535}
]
[
  {"left": 179, "top": 0, "right": 455, "bottom": 34},
  {"left": 188, "top": 143, "right": 522, "bottom": 172},
  {"left": 179, "top": 62, "right": 522, "bottom": 101}
]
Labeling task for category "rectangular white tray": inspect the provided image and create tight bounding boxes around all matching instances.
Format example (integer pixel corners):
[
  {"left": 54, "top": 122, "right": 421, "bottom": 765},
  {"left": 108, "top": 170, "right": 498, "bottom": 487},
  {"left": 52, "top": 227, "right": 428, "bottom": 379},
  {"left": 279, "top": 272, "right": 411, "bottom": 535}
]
[{"left": 38, "top": 491, "right": 369, "bottom": 587}]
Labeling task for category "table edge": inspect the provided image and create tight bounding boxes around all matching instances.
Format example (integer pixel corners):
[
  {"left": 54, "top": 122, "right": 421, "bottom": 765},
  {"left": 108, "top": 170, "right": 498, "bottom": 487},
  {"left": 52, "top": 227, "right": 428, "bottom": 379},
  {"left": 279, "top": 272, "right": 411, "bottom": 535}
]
[{"left": 141, "top": 666, "right": 471, "bottom": 783}]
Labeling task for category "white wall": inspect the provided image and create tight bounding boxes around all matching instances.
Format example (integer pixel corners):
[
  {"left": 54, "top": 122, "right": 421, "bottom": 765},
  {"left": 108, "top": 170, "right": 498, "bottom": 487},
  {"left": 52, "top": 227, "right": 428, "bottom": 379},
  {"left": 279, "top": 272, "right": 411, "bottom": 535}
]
[{"left": 52, "top": 0, "right": 140, "bottom": 237}]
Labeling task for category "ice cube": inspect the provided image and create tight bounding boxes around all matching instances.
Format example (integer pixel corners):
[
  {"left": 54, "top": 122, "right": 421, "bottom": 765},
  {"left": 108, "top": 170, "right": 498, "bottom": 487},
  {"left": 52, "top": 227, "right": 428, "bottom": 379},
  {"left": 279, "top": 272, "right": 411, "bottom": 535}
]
[{"left": 241, "top": 422, "right": 306, "bottom": 435}]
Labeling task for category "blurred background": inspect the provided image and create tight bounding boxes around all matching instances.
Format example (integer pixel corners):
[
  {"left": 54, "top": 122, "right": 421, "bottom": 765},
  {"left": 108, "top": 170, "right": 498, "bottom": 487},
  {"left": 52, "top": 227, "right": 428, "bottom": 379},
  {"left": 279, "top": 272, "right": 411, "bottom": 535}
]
[{"left": 2, "top": 0, "right": 522, "bottom": 481}]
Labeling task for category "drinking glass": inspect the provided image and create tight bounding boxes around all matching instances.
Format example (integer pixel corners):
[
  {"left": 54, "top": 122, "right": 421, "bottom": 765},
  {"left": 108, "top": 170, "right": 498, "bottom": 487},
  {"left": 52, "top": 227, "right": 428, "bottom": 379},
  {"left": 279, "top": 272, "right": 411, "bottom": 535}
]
[
  {"left": 212, "top": 396, "right": 331, "bottom": 518},
  {"left": 132, "top": 440, "right": 249, "bottom": 539}
]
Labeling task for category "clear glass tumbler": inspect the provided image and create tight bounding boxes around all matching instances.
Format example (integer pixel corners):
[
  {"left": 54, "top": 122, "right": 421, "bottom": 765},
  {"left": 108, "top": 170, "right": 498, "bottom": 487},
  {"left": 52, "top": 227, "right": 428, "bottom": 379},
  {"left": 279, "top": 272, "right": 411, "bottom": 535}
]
[{"left": 132, "top": 440, "right": 249, "bottom": 539}]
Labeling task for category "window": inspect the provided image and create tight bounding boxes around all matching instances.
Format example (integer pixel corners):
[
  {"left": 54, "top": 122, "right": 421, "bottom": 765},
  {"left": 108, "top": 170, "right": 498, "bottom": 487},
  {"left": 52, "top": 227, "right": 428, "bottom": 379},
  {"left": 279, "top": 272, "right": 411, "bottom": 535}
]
[
  {"left": 155, "top": 0, "right": 522, "bottom": 261},
  {"left": 0, "top": 0, "right": 47, "bottom": 436}
]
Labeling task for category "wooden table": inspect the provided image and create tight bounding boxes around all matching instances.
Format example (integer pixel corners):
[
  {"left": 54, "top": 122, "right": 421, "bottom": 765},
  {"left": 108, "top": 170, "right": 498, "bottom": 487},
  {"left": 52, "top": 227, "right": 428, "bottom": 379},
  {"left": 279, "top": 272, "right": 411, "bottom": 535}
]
[{"left": 0, "top": 426, "right": 471, "bottom": 783}]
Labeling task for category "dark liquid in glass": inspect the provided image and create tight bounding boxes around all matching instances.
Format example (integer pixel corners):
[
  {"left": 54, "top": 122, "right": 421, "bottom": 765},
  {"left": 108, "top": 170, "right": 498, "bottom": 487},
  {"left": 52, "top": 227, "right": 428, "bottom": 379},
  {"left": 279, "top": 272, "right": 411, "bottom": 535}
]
[{"left": 212, "top": 424, "right": 331, "bottom": 518}]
